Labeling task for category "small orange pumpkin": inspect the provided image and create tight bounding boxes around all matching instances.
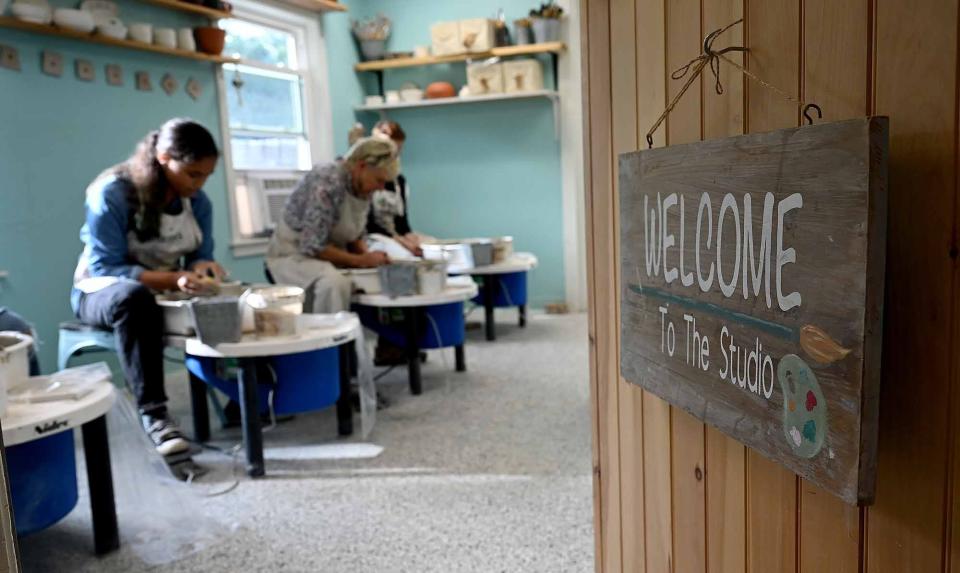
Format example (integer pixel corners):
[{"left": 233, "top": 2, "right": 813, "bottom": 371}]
[{"left": 425, "top": 81, "right": 456, "bottom": 99}]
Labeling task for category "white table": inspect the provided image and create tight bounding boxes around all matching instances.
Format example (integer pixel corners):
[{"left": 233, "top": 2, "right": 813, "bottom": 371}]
[
  {"left": 178, "top": 314, "right": 361, "bottom": 477},
  {"left": 453, "top": 253, "right": 538, "bottom": 341},
  {"left": 3, "top": 380, "right": 118, "bottom": 554},
  {"left": 352, "top": 279, "right": 478, "bottom": 395}
]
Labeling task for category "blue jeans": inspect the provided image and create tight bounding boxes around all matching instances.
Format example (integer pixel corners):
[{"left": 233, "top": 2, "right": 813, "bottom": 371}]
[
  {"left": 0, "top": 307, "right": 40, "bottom": 375},
  {"left": 73, "top": 282, "right": 168, "bottom": 415}
]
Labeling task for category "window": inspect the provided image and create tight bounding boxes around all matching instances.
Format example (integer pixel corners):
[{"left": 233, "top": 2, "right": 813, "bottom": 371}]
[{"left": 218, "top": 1, "right": 332, "bottom": 251}]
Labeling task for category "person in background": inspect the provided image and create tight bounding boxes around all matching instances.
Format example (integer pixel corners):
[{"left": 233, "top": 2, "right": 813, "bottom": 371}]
[
  {"left": 72, "top": 118, "right": 224, "bottom": 460},
  {"left": 0, "top": 308, "right": 40, "bottom": 375},
  {"left": 366, "top": 121, "right": 424, "bottom": 257},
  {"left": 266, "top": 137, "right": 398, "bottom": 314}
]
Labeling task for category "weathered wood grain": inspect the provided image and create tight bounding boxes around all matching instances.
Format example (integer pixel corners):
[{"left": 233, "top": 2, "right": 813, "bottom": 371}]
[{"left": 619, "top": 118, "right": 888, "bottom": 504}]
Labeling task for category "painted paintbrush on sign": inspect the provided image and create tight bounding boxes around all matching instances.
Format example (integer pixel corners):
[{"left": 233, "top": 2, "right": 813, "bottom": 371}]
[{"left": 618, "top": 117, "right": 888, "bottom": 505}]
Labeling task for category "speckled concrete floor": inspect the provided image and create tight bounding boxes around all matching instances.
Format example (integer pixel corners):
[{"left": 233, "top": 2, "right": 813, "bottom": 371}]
[{"left": 19, "top": 311, "right": 594, "bottom": 572}]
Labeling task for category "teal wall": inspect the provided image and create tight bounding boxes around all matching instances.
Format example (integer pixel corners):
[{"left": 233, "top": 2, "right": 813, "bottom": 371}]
[
  {"left": 0, "top": 2, "right": 262, "bottom": 371},
  {"left": 0, "top": 0, "right": 565, "bottom": 371},
  {"left": 324, "top": 0, "right": 565, "bottom": 307}
]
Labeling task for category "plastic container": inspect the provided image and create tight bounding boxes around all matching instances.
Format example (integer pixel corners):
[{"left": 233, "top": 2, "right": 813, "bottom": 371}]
[
  {"left": 417, "top": 261, "right": 448, "bottom": 295},
  {"left": 243, "top": 286, "right": 305, "bottom": 338},
  {"left": 360, "top": 39, "right": 386, "bottom": 61},
  {"left": 493, "top": 236, "right": 514, "bottom": 262},
  {"left": 157, "top": 296, "right": 195, "bottom": 335},
  {"left": 531, "top": 17, "right": 560, "bottom": 43},
  {"left": 0, "top": 331, "right": 33, "bottom": 416},
  {"left": 346, "top": 269, "right": 382, "bottom": 294},
  {"left": 470, "top": 241, "right": 494, "bottom": 267},
  {"left": 190, "top": 297, "right": 242, "bottom": 345},
  {"left": 379, "top": 263, "right": 418, "bottom": 298}
]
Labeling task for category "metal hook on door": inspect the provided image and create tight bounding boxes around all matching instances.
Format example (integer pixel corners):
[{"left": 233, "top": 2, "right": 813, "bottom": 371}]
[{"left": 803, "top": 103, "right": 822, "bottom": 125}]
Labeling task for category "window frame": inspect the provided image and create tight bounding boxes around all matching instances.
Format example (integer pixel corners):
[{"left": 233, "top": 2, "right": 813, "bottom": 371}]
[{"left": 217, "top": 0, "right": 333, "bottom": 257}]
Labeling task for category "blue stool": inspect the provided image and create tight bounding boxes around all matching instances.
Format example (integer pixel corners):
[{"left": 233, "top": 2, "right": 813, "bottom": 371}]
[{"left": 57, "top": 321, "right": 117, "bottom": 371}]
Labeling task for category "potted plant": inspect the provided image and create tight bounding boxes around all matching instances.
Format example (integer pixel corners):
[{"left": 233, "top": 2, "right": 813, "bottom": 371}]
[
  {"left": 529, "top": 2, "right": 563, "bottom": 43},
  {"left": 351, "top": 14, "right": 391, "bottom": 61}
]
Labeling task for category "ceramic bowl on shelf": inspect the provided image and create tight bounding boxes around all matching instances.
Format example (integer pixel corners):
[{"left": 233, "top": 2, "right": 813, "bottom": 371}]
[
  {"left": 96, "top": 17, "right": 126, "bottom": 39},
  {"left": 128, "top": 22, "right": 152, "bottom": 43},
  {"left": 194, "top": 26, "right": 226, "bottom": 55},
  {"left": 177, "top": 27, "right": 196, "bottom": 51},
  {"left": 10, "top": 2, "right": 51, "bottom": 24},
  {"left": 154, "top": 27, "right": 176, "bottom": 49},
  {"left": 53, "top": 8, "right": 96, "bottom": 33},
  {"left": 79, "top": 0, "right": 117, "bottom": 26},
  {"left": 400, "top": 88, "right": 423, "bottom": 102}
]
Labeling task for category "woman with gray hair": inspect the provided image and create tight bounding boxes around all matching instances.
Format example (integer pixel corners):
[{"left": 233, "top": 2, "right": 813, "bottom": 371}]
[{"left": 266, "top": 137, "right": 399, "bottom": 313}]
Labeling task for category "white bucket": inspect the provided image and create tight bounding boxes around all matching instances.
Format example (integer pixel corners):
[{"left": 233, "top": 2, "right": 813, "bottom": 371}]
[
  {"left": 418, "top": 261, "right": 448, "bottom": 295},
  {"left": 243, "top": 286, "right": 305, "bottom": 338},
  {"left": 0, "top": 331, "right": 33, "bottom": 416}
]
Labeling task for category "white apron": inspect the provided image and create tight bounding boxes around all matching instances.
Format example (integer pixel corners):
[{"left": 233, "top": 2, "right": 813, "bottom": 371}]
[
  {"left": 75, "top": 199, "right": 204, "bottom": 293},
  {"left": 266, "top": 191, "right": 370, "bottom": 314}
]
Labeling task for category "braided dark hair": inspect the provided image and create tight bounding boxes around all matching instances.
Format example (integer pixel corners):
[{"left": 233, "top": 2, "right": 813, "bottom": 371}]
[{"left": 114, "top": 118, "right": 219, "bottom": 240}]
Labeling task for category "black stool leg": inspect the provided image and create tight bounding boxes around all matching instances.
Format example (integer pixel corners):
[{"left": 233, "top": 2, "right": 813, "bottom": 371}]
[
  {"left": 337, "top": 342, "right": 354, "bottom": 436},
  {"left": 237, "top": 358, "right": 264, "bottom": 477},
  {"left": 405, "top": 308, "right": 422, "bottom": 395},
  {"left": 188, "top": 371, "right": 210, "bottom": 443},
  {"left": 483, "top": 276, "right": 498, "bottom": 341},
  {"left": 81, "top": 416, "right": 119, "bottom": 555},
  {"left": 455, "top": 345, "right": 466, "bottom": 372},
  {"left": 519, "top": 305, "right": 527, "bottom": 328}
]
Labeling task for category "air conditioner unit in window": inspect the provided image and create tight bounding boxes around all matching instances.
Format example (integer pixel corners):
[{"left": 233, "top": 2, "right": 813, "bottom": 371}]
[{"left": 237, "top": 171, "right": 306, "bottom": 237}]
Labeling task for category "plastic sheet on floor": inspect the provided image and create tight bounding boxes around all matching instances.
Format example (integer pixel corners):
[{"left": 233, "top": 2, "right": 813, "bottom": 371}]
[{"left": 105, "top": 389, "right": 232, "bottom": 567}]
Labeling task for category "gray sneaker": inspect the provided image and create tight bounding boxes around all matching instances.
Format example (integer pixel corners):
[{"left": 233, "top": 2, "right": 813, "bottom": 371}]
[{"left": 141, "top": 414, "right": 191, "bottom": 457}]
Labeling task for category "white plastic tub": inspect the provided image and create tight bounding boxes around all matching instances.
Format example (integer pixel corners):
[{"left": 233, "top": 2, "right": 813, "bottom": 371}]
[
  {"left": 346, "top": 269, "right": 382, "bottom": 294},
  {"left": 0, "top": 331, "right": 33, "bottom": 415},
  {"left": 243, "top": 286, "right": 305, "bottom": 338},
  {"left": 418, "top": 261, "right": 448, "bottom": 295}
]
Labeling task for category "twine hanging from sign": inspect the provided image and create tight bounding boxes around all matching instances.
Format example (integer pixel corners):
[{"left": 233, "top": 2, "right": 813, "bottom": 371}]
[{"left": 645, "top": 19, "right": 822, "bottom": 148}]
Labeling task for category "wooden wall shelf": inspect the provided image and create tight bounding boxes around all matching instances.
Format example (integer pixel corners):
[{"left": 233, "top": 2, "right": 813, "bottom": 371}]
[
  {"left": 0, "top": 17, "right": 240, "bottom": 63},
  {"left": 139, "top": 0, "right": 233, "bottom": 20},
  {"left": 276, "top": 0, "right": 347, "bottom": 13},
  {"left": 354, "top": 42, "right": 565, "bottom": 72}
]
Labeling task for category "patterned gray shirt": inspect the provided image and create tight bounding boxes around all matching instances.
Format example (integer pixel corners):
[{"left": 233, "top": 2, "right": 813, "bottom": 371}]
[{"left": 283, "top": 162, "right": 354, "bottom": 256}]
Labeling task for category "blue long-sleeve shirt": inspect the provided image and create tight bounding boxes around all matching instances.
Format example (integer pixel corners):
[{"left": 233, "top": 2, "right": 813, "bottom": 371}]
[{"left": 72, "top": 176, "right": 214, "bottom": 311}]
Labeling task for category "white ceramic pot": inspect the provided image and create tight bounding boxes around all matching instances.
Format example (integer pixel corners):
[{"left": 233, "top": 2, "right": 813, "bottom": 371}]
[
  {"left": 128, "top": 22, "right": 152, "bottom": 43},
  {"left": 0, "top": 331, "right": 33, "bottom": 416},
  {"left": 364, "top": 94, "right": 384, "bottom": 107},
  {"left": 154, "top": 27, "right": 176, "bottom": 49},
  {"left": 11, "top": 2, "right": 51, "bottom": 24},
  {"left": 177, "top": 27, "right": 196, "bottom": 51},
  {"left": 400, "top": 88, "right": 423, "bottom": 102},
  {"left": 53, "top": 8, "right": 95, "bottom": 33},
  {"left": 96, "top": 17, "right": 126, "bottom": 39},
  {"left": 385, "top": 90, "right": 400, "bottom": 103}
]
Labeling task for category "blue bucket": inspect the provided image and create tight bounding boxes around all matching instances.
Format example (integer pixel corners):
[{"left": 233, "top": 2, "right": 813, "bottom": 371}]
[
  {"left": 186, "top": 346, "right": 342, "bottom": 416},
  {"left": 472, "top": 271, "right": 528, "bottom": 308},
  {"left": 7, "top": 430, "right": 79, "bottom": 537},
  {"left": 353, "top": 301, "right": 466, "bottom": 350}
]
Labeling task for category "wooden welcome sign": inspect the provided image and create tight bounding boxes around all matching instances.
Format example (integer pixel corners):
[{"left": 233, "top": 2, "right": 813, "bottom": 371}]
[{"left": 619, "top": 118, "right": 888, "bottom": 504}]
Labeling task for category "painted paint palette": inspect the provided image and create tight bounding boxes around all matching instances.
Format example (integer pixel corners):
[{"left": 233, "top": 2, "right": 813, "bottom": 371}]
[{"left": 779, "top": 354, "right": 827, "bottom": 458}]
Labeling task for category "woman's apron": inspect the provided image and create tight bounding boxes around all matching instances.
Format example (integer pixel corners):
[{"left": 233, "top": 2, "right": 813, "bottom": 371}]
[
  {"left": 266, "top": 191, "right": 370, "bottom": 314},
  {"left": 75, "top": 200, "right": 203, "bottom": 293}
]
